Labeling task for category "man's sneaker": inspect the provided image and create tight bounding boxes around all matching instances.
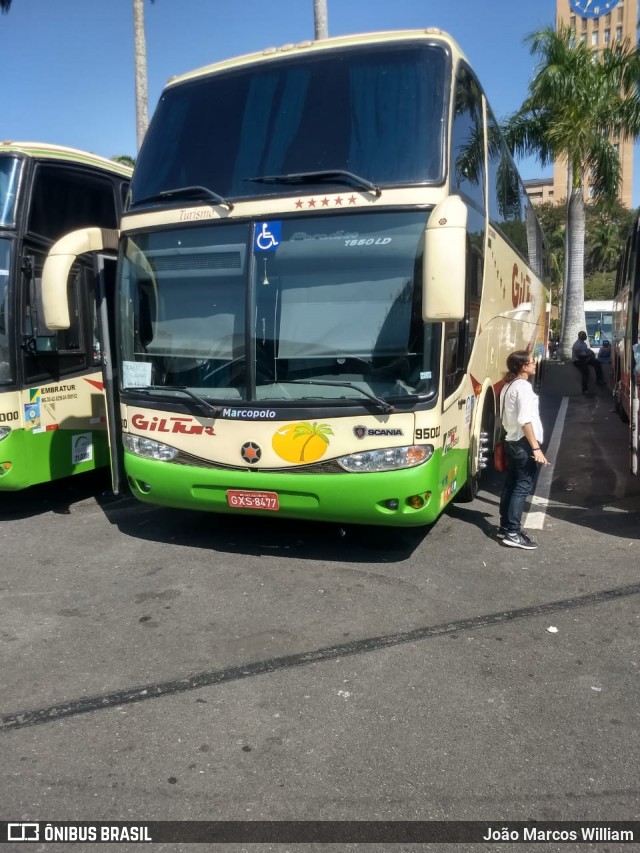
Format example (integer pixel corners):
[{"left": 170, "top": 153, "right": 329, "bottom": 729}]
[
  {"left": 496, "top": 527, "right": 506, "bottom": 539},
  {"left": 501, "top": 530, "right": 538, "bottom": 550}
]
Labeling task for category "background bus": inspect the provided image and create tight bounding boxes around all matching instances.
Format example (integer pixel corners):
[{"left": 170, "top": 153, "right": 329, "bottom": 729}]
[
  {"left": 612, "top": 218, "right": 640, "bottom": 473},
  {"left": 584, "top": 299, "right": 613, "bottom": 355},
  {"left": 43, "top": 30, "right": 549, "bottom": 526},
  {"left": 0, "top": 142, "right": 131, "bottom": 491},
  {"left": 547, "top": 300, "right": 612, "bottom": 359}
]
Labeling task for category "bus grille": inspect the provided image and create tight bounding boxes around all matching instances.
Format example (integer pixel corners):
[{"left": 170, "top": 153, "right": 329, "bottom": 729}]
[{"left": 172, "top": 450, "right": 345, "bottom": 474}]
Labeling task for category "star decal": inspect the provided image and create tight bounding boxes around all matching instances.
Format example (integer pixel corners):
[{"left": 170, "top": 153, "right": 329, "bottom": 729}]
[
  {"left": 240, "top": 441, "right": 262, "bottom": 464},
  {"left": 291, "top": 194, "right": 364, "bottom": 209}
]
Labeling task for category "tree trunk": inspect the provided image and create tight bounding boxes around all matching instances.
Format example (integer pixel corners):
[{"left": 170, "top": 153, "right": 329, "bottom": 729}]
[
  {"left": 559, "top": 185, "right": 586, "bottom": 360},
  {"left": 314, "top": 0, "right": 329, "bottom": 39},
  {"left": 560, "top": 163, "right": 572, "bottom": 339},
  {"left": 133, "top": 0, "right": 149, "bottom": 151}
]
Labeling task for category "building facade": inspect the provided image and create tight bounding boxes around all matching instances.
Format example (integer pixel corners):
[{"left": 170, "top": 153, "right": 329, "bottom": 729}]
[
  {"left": 554, "top": 0, "right": 638, "bottom": 208},
  {"left": 523, "top": 177, "right": 555, "bottom": 206}
]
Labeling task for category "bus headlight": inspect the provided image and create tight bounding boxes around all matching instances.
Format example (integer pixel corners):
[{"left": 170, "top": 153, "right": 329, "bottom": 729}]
[
  {"left": 0, "top": 426, "right": 11, "bottom": 441},
  {"left": 123, "top": 433, "right": 178, "bottom": 461},
  {"left": 337, "top": 444, "right": 434, "bottom": 473}
]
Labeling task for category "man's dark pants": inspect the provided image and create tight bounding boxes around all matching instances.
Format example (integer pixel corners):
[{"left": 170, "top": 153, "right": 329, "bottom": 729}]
[{"left": 573, "top": 356, "right": 603, "bottom": 391}]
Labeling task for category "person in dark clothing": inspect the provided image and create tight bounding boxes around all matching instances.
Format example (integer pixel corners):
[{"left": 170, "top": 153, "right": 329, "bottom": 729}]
[
  {"left": 597, "top": 340, "right": 612, "bottom": 364},
  {"left": 572, "top": 331, "right": 604, "bottom": 393}
]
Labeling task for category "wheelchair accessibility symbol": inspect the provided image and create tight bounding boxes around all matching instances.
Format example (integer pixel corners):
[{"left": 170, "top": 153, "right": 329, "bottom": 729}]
[{"left": 254, "top": 221, "right": 282, "bottom": 252}]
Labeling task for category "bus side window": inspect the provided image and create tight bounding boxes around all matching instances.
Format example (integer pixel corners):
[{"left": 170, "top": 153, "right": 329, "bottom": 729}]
[
  {"left": 466, "top": 208, "right": 485, "bottom": 355},
  {"left": 467, "top": 244, "right": 483, "bottom": 351},
  {"left": 29, "top": 276, "right": 58, "bottom": 352},
  {"left": 27, "top": 164, "right": 118, "bottom": 241},
  {"left": 22, "top": 252, "right": 86, "bottom": 382},
  {"left": 449, "top": 68, "right": 486, "bottom": 382},
  {"left": 451, "top": 65, "right": 485, "bottom": 213},
  {"left": 442, "top": 320, "right": 466, "bottom": 398},
  {"left": 443, "top": 219, "right": 486, "bottom": 401}
]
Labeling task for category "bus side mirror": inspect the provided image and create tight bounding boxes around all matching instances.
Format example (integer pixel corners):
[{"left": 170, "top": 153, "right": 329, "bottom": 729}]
[
  {"left": 42, "top": 227, "right": 118, "bottom": 329},
  {"left": 423, "top": 196, "right": 467, "bottom": 322}
]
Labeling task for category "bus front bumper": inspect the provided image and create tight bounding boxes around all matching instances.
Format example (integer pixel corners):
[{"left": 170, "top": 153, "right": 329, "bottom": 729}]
[{"left": 124, "top": 453, "right": 446, "bottom": 527}]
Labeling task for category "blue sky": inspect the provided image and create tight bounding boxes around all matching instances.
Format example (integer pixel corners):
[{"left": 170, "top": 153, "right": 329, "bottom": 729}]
[{"left": 2, "top": 0, "right": 639, "bottom": 205}]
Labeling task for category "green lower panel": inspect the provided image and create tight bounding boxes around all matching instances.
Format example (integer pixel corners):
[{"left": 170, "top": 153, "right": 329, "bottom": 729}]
[
  {"left": 0, "top": 428, "right": 110, "bottom": 491},
  {"left": 124, "top": 450, "right": 456, "bottom": 527}
]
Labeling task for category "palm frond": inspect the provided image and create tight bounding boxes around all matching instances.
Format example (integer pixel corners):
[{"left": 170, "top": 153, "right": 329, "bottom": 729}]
[{"left": 586, "top": 136, "right": 622, "bottom": 202}]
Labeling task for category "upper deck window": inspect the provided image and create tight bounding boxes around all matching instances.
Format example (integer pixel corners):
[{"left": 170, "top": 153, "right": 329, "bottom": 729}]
[
  {"left": 131, "top": 42, "right": 449, "bottom": 204},
  {"left": 28, "top": 165, "right": 119, "bottom": 241}
]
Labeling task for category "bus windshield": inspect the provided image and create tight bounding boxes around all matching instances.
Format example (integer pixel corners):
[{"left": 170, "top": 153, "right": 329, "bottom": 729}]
[
  {"left": 0, "top": 238, "right": 12, "bottom": 384},
  {"left": 130, "top": 42, "right": 448, "bottom": 204},
  {"left": 0, "top": 156, "right": 21, "bottom": 228},
  {"left": 119, "top": 211, "right": 438, "bottom": 404}
]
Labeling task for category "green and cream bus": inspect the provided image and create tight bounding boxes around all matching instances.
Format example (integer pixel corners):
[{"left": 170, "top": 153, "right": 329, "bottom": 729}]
[
  {"left": 0, "top": 142, "right": 131, "bottom": 490},
  {"left": 42, "top": 30, "right": 548, "bottom": 525}
]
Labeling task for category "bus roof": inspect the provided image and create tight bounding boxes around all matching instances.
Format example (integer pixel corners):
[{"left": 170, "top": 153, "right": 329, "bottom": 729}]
[
  {"left": 584, "top": 300, "right": 614, "bottom": 311},
  {"left": 0, "top": 140, "right": 133, "bottom": 178},
  {"left": 165, "top": 28, "right": 467, "bottom": 89}
]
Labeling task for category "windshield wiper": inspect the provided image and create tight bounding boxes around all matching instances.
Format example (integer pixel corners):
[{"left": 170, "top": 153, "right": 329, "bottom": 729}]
[
  {"left": 125, "top": 385, "right": 221, "bottom": 418},
  {"left": 247, "top": 170, "right": 382, "bottom": 198},
  {"left": 130, "top": 185, "right": 234, "bottom": 211},
  {"left": 274, "top": 379, "right": 394, "bottom": 413}
]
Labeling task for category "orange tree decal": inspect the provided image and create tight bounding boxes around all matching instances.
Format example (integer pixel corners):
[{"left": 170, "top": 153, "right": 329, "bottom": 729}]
[{"left": 272, "top": 422, "right": 334, "bottom": 463}]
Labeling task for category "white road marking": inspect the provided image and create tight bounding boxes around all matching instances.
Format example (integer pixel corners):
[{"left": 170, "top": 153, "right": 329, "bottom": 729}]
[{"left": 524, "top": 396, "right": 568, "bottom": 530}]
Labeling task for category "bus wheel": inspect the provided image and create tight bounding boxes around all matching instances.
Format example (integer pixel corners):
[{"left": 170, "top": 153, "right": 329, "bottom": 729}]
[
  {"left": 455, "top": 406, "right": 493, "bottom": 503},
  {"left": 456, "top": 460, "right": 479, "bottom": 502}
]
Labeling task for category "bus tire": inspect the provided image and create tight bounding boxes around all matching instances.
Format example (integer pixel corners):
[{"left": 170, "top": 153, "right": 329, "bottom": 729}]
[
  {"left": 456, "top": 454, "right": 479, "bottom": 502},
  {"left": 455, "top": 399, "right": 494, "bottom": 503}
]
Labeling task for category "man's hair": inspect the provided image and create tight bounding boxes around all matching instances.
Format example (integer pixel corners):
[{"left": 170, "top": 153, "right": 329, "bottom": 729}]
[{"left": 578, "top": 331, "right": 587, "bottom": 341}]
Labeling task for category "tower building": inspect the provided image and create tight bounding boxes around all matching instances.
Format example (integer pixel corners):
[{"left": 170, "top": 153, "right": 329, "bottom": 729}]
[{"left": 554, "top": 0, "right": 638, "bottom": 207}]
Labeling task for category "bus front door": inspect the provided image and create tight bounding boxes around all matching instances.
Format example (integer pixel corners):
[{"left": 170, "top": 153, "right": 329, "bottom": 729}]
[{"left": 94, "top": 254, "right": 125, "bottom": 494}]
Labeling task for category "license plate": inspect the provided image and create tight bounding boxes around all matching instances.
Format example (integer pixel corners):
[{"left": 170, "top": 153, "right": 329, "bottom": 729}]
[{"left": 226, "top": 489, "right": 279, "bottom": 511}]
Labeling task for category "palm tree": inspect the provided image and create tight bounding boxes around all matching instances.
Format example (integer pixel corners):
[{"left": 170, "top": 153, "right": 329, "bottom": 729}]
[
  {"left": 112, "top": 154, "right": 136, "bottom": 168},
  {"left": 293, "top": 422, "right": 333, "bottom": 462},
  {"left": 587, "top": 216, "right": 622, "bottom": 273},
  {"left": 504, "top": 27, "right": 640, "bottom": 359},
  {"left": 133, "top": 0, "right": 156, "bottom": 151},
  {"left": 314, "top": 0, "right": 328, "bottom": 39},
  {"left": 0, "top": 1, "right": 12, "bottom": 12},
  {"left": 133, "top": 0, "right": 149, "bottom": 151}
]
